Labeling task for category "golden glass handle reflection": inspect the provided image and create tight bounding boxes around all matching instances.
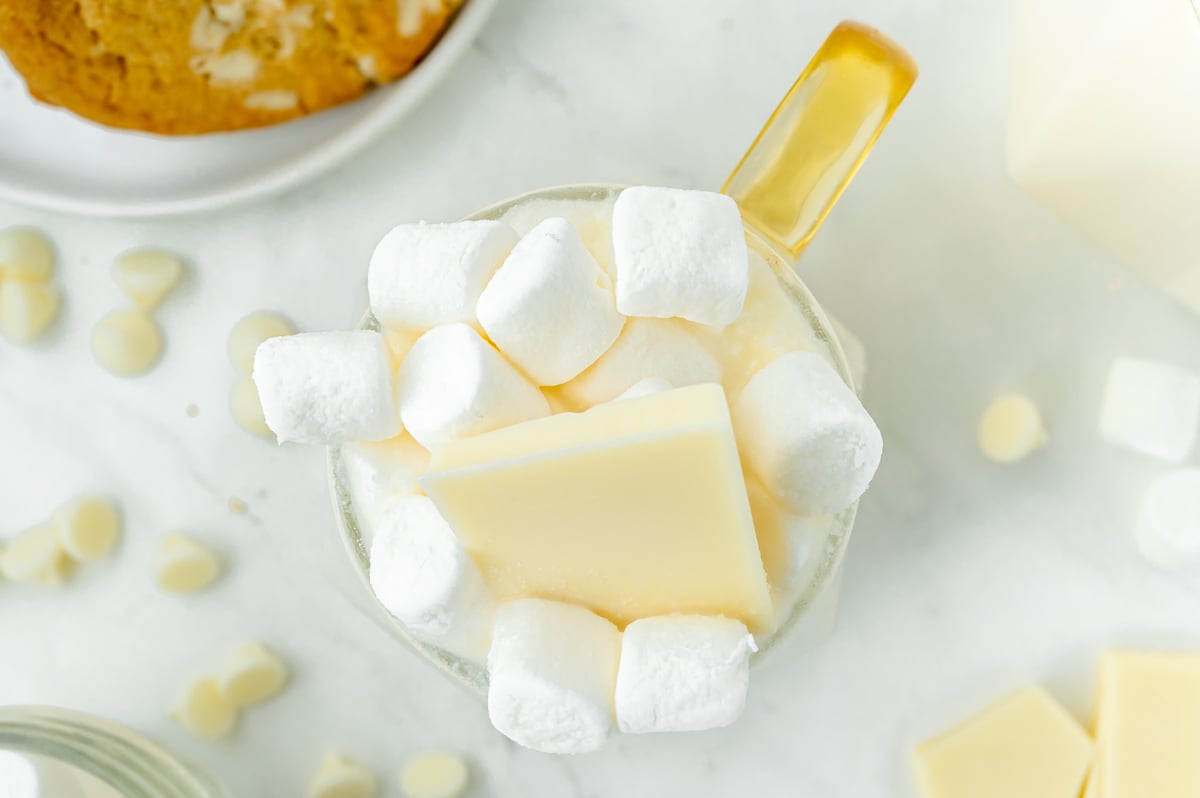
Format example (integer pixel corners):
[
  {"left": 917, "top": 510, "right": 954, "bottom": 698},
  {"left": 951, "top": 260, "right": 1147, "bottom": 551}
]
[{"left": 723, "top": 21, "right": 917, "bottom": 258}]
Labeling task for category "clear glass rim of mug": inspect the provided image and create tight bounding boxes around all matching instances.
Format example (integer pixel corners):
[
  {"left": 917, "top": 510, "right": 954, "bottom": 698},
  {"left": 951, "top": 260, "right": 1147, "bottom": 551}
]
[
  {"left": 326, "top": 182, "right": 861, "bottom": 700},
  {"left": 0, "top": 706, "right": 228, "bottom": 798}
]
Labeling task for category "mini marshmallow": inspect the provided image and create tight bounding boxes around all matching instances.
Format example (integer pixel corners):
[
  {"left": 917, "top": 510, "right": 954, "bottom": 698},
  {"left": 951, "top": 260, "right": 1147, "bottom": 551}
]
[
  {"left": 615, "top": 376, "right": 673, "bottom": 402},
  {"left": 340, "top": 434, "right": 431, "bottom": 536},
  {"left": 1099, "top": 356, "right": 1200, "bottom": 462},
  {"left": 615, "top": 615, "right": 756, "bottom": 734},
  {"left": 1134, "top": 467, "right": 1200, "bottom": 571},
  {"left": 396, "top": 323, "right": 549, "bottom": 449},
  {"left": 734, "top": 351, "right": 882, "bottom": 514},
  {"left": 612, "top": 186, "right": 749, "bottom": 326},
  {"left": 254, "top": 331, "right": 400, "bottom": 445},
  {"left": 487, "top": 598, "right": 621, "bottom": 754},
  {"left": 368, "top": 221, "right": 518, "bottom": 330},
  {"left": 368, "top": 496, "right": 493, "bottom": 660},
  {"left": 560, "top": 317, "right": 721, "bottom": 407},
  {"left": 477, "top": 217, "right": 625, "bottom": 386}
]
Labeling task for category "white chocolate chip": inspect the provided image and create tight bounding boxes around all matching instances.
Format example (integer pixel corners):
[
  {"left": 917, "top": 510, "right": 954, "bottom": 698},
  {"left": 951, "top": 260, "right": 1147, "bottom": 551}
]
[
  {"left": 92, "top": 310, "right": 164, "bottom": 376},
  {"left": 229, "top": 311, "right": 296, "bottom": 374},
  {"left": 216, "top": 643, "right": 288, "bottom": 708},
  {"left": 155, "top": 534, "right": 222, "bottom": 593},
  {"left": 978, "top": 393, "right": 1047, "bottom": 464},
  {"left": 308, "top": 753, "right": 378, "bottom": 798},
  {"left": 112, "top": 248, "right": 184, "bottom": 311},
  {"left": 0, "top": 227, "right": 54, "bottom": 282},
  {"left": 190, "top": 50, "right": 261, "bottom": 85},
  {"left": 190, "top": 6, "right": 232, "bottom": 52},
  {"left": 54, "top": 497, "right": 121, "bottom": 562},
  {"left": 356, "top": 55, "right": 378, "bottom": 81},
  {"left": 230, "top": 377, "right": 272, "bottom": 437},
  {"left": 399, "top": 751, "right": 469, "bottom": 798},
  {"left": 172, "top": 677, "right": 238, "bottom": 740},
  {"left": 244, "top": 90, "right": 299, "bottom": 111},
  {"left": 0, "top": 524, "right": 71, "bottom": 585},
  {"left": 0, "top": 281, "right": 60, "bottom": 344},
  {"left": 212, "top": 0, "right": 248, "bottom": 28}
]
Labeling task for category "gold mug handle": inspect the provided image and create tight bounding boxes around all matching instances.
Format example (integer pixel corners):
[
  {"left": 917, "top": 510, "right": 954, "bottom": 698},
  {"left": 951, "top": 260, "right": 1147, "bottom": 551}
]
[{"left": 723, "top": 21, "right": 917, "bottom": 258}]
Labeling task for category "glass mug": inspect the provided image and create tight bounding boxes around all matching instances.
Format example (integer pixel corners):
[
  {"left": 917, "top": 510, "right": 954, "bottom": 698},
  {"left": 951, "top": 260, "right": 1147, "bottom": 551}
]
[{"left": 328, "top": 22, "right": 917, "bottom": 696}]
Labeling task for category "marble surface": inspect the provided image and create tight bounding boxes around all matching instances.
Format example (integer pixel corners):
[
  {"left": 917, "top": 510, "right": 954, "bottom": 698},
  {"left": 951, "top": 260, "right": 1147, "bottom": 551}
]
[{"left": 2, "top": 0, "right": 1200, "bottom": 796}]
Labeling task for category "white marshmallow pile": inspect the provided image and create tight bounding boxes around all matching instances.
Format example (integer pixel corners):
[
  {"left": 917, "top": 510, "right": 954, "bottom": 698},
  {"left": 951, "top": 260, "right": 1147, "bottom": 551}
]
[
  {"left": 1134, "top": 468, "right": 1200, "bottom": 571},
  {"left": 368, "top": 496, "right": 494, "bottom": 660},
  {"left": 396, "top": 323, "right": 550, "bottom": 449},
  {"left": 253, "top": 331, "right": 400, "bottom": 445},
  {"left": 734, "top": 351, "right": 883, "bottom": 515},
  {"left": 252, "top": 186, "right": 885, "bottom": 753},
  {"left": 1099, "top": 356, "right": 1200, "bottom": 463}
]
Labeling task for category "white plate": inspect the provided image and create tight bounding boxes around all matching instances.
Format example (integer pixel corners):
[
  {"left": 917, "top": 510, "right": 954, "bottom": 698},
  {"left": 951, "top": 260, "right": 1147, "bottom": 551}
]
[{"left": 0, "top": 0, "right": 495, "bottom": 218}]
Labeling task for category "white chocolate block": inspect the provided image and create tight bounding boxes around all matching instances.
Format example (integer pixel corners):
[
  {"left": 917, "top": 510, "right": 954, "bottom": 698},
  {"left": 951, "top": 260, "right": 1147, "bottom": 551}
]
[
  {"left": 307, "top": 753, "right": 377, "bottom": 798},
  {"left": 229, "top": 377, "right": 272, "bottom": 438},
  {"left": 172, "top": 677, "right": 237, "bottom": 740},
  {"left": 91, "top": 310, "right": 163, "bottom": 376},
  {"left": 1, "top": 523, "right": 70, "bottom": 585},
  {"left": 368, "top": 221, "right": 518, "bottom": 330},
  {"left": 112, "top": 248, "right": 184, "bottom": 311},
  {"left": 0, "top": 281, "right": 60, "bottom": 344},
  {"left": 368, "top": 496, "right": 493, "bottom": 660},
  {"left": 396, "top": 323, "right": 549, "bottom": 449},
  {"left": 1099, "top": 356, "right": 1200, "bottom": 463},
  {"left": 399, "top": 751, "right": 469, "bottom": 798},
  {"left": 253, "top": 331, "right": 401, "bottom": 445},
  {"left": 487, "top": 598, "right": 620, "bottom": 754},
  {"left": 54, "top": 497, "right": 121, "bottom": 562},
  {"left": 612, "top": 186, "right": 749, "bottom": 326},
  {"left": 228, "top": 310, "right": 295, "bottom": 375},
  {"left": 340, "top": 434, "right": 430, "bottom": 535},
  {"left": 559, "top": 317, "right": 720, "bottom": 407},
  {"left": 1134, "top": 467, "right": 1200, "bottom": 571},
  {"left": 0, "top": 227, "right": 54, "bottom": 282},
  {"left": 216, "top": 643, "right": 288, "bottom": 708},
  {"left": 477, "top": 217, "right": 625, "bottom": 386},
  {"left": 155, "top": 534, "right": 222, "bottom": 593},
  {"left": 733, "top": 351, "right": 882, "bottom": 514},
  {"left": 615, "top": 615, "right": 756, "bottom": 734},
  {"left": 978, "top": 393, "right": 1047, "bottom": 464}
]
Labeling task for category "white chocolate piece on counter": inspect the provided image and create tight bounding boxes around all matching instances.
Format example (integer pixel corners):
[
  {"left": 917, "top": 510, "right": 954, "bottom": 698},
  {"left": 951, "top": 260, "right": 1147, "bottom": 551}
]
[
  {"left": 0, "top": 523, "right": 71, "bottom": 585},
  {"left": 171, "top": 677, "right": 237, "bottom": 740},
  {"left": 228, "top": 310, "right": 295, "bottom": 374},
  {"left": 396, "top": 323, "right": 549, "bottom": 449},
  {"left": 216, "top": 643, "right": 288, "bottom": 708},
  {"left": 615, "top": 615, "right": 756, "bottom": 734},
  {"left": 399, "top": 751, "right": 469, "bottom": 798},
  {"left": 615, "top": 376, "right": 673, "bottom": 402},
  {"left": 734, "top": 351, "right": 882, "bottom": 515},
  {"left": 487, "top": 598, "right": 620, "bottom": 754},
  {"left": 230, "top": 377, "right": 272, "bottom": 438},
  {"left": 612, "top": 186, "right": 749, "bottom": 326},
  {"left": 91, "top": 310, "right": 163, "bottom": 376},
  {"left": 1134, "top": 467, "right": 1200, "bottom": 571},
  {"left": 1099, "top": 356, "right": 1200, "bottom": 462},
  {"left": 0, "top": 227, "right": 54, "bottom": 282},
  {"left": 339, "top": 435, "right": 430, "bottom": 534},
  {"left": 369, "top": 496, "right": 493, "bottom": 660},
  {"left": 558, "top": 317, "right": 721, "bottom": 407},
  {"left": 477, "top": 217, "right": 625, "bottom": 386},
  {"left": 253, "top": 331, "right": 401, "bottom": 445},
  {"left": 307, "top": 753, "right": 378, "bottom": 798},
  {"left": 112, "top": 248, "right": 184, "bottom": 311},
  {"left": 53, "top": 497, "right": 121, "bottom": 562},
  {"left": 155, "top": 534, "right": 222, "bottom": 593},
  {"left": 0, "top": 280, "right": 60, "bottom": 344},
  {"left": 368, "top": 220, "right": 518, "bottom": 330},
  {"left": 978, "top": 393, "right": 1047, "bottom": 464}
]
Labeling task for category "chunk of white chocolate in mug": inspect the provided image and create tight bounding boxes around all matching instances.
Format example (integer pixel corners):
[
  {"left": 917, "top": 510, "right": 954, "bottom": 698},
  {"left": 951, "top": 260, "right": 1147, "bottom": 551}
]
[
  {"left": 112, "top": 248, "right": 185, "bottom": 311},
  {"left": 91, "top": 309, "right": 164, "bottom": 376},
  {"left": 0, "top": 281, "right": 60, "bottom": 344},
  {"left": 0, "top": 226, "right": 55, "bottom": 282}
]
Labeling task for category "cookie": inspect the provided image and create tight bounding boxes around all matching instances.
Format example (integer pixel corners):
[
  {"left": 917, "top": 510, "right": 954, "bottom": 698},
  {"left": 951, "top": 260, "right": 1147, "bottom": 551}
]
[{"left": 0, "top": 0, "right": 461, "bottom": 135}]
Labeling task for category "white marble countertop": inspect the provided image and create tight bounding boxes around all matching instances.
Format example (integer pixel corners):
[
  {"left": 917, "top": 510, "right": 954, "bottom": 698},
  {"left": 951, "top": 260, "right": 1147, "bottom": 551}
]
[{"left": 3, "top": 0, "right": 1200, "bottom": 795}]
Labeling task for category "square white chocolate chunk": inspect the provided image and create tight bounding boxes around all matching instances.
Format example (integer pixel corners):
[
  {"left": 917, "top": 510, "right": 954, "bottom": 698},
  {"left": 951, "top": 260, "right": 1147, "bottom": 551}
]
[{"left": 423, "top": 383, "right": 772, "bottom": 631}]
